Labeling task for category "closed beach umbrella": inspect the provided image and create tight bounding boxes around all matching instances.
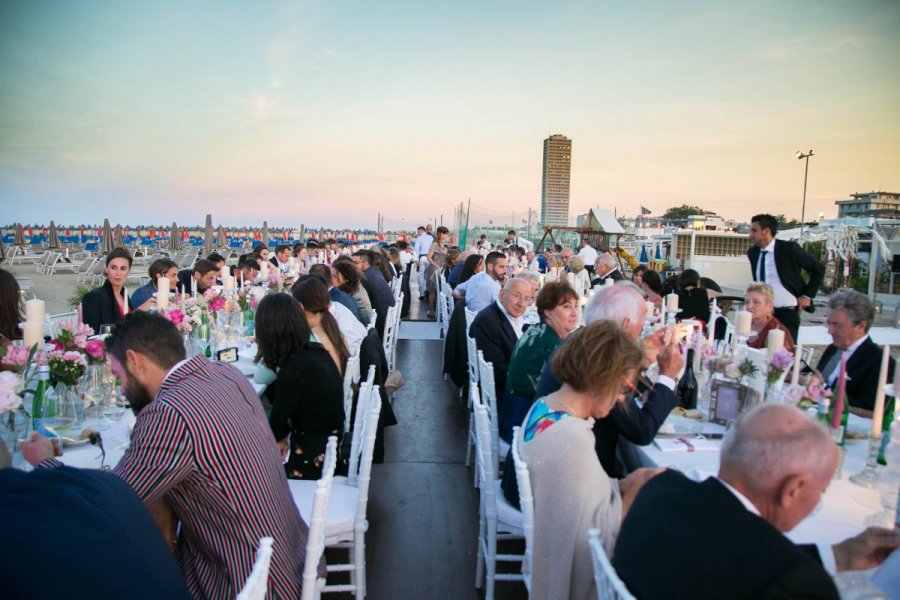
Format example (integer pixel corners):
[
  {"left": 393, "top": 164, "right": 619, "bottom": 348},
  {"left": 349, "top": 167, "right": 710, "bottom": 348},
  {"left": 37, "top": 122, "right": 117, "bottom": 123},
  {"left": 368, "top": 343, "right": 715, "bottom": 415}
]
[
  {"left": 262, "top": 221, "right": 270, "bottom": 247},
  {"left": 48, "top": 221, "right": 61, "bottom": 249},
  {"left": 0, "top": 235, "right": 5, "bottom": 261},
  {"left": 114, "top": 224, "right": 125, "bottom": 248},
  {"left": 639, "top": 245, "right": 648, "bottom": 263},
  {"left": 204, "top": 214, "right": 213, "bottom": 255},
  {"left": 101, "top": 219, "right": 115, "bottom": 254},
  {"left": 14, "top": 223, "right": 25, "bottom": 246},
  {"left": 169, "top": 222, "right": 182, "bottom": 251},
  {"left": 654, "top": 244, "right": 662, "bottom": 261},
  {"left": 217, "top": 224, "right": 227, "bottom": 248}
]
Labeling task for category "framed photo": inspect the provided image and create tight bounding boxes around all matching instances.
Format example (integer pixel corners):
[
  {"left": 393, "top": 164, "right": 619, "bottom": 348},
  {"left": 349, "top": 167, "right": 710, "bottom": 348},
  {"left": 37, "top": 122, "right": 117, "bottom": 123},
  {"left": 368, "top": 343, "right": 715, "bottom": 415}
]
[
  {"left": 708, "top": 378, "right": 745, "bottom": 426},
  {"left": 216, "top": 347, "right": 238, "bottom": 363}
]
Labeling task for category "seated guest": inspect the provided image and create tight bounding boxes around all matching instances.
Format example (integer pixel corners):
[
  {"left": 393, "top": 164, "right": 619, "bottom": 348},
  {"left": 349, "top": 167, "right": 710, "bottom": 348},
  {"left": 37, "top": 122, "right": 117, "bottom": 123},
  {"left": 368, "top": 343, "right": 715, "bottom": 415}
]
[
  {"left": 525, "top": 250, "right": 540, "bottom": 271},
  {"left": 333, "top": 257, "right": 372, "bottom": 327},
  {"left": 256, "top": 293, "right": 344, "bottom": 480},
  {"left": 530, "top": 284, "right": 683, "bottom": 477},
  {"left": 455, "top": 253, "right": 484, "bottom": 289},
  {"left": 82, "top": 248, "right": 153, "bottom": 332},
  {"left": 131, "top": 258, "right": 178, "bottom": 309},
  {"left": 500, "top": 282, "right": 579, "bottom": 443},
  {"left": 309, "top": 263, "right": 362, "bottom": 322},
  {"left": 251, "top": 244, "right": 269, "bottom": 263},
  {"left": 0, "top": 268, "right": 23, "bottom": 344},
  {"left": 614, "top": 404, "right": 900, "bottom": 599},
  {"left": 270, "top": 244, "right": 291, "bottom": 269},
  {"left": 518, "top": 321, "right": 664, "bottom": 599},
  {"left": 631, "top": 264, "right": 647, "bottom": 286},
  {"left": 291, "top": 276, "right": 351, "bottom": 373},
  {"left": 231, "top": 259, "right": 259, "bottom": 285},
  {"left": 591, "top": 252, "right": 624, "bottom": 286},
  {"left": 745, "top": 282, "right": 796, "bottom": 353},
  {"left": 353, "top": 250, "right": 396, "bottom": 338},
  {"left": 205, "top": 252, "right": 226, "bottom": 271},
  {"left": 567, "top": 256, "right": 592, "bottom": 291},
  {"left": 456, "top": 251, "right": 506, "bottom": 312},
  {"left": 469, "top": 278, "right": 532, "bottom": 411},
  {"left": 447, "top": 250, "right": 471, "bottom": 288},
  {"left": 641, "top": 269, "right": 663, "bottom": 308},
  {"left": 176, "top": 259, "right": 219, "bottom": 295},
  {"left": 816, "top": 290, "right": 896, "bottom": 416},
  {"left": 0, "top": 466, "right": 191, "bottom": 599},
  {"left": 443, "top": 247, "right": 461, "bottom": 281},
  {"left": 22, "top": 313, "right": 317, "bottom": 598},
  {"left": 369, "top": 247, "right": 396, "bottom": 281},
  {"left": 675, "top": 268, "right": 721, "bottom": 324}
]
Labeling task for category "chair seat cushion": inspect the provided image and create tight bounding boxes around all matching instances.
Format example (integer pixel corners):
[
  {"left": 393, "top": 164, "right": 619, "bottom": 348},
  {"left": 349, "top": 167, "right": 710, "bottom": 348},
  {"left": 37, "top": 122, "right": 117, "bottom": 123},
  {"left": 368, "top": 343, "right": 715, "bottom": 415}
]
[
  {"left": 289, "top": 479, "right": 358, "bottom": 540},
  {"left": 493, "top": 479, "right": 523, "bottom": 531}
]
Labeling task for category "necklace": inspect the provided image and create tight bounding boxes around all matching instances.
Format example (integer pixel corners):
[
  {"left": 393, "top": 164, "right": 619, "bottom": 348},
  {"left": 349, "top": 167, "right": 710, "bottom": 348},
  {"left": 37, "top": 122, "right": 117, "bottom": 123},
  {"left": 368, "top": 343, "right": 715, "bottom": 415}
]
[{"left": 545, "top": 392, "right": 580, "bottom": 418}]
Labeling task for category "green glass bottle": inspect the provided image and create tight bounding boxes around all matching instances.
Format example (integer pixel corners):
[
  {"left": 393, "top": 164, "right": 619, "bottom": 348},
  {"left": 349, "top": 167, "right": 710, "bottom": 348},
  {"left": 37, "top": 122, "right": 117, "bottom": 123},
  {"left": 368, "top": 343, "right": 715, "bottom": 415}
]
[
  {"left": 31, "top": 365, "right": 54, "bottom": 434},
  {"left": 878, "top": 397, "right": 895, "bottom": 465}
]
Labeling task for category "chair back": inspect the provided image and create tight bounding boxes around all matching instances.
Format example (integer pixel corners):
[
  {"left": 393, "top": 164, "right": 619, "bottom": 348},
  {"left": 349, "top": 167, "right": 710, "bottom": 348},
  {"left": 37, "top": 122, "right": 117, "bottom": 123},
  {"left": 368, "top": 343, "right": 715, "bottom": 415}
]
[
  {"left": 342, "top": 347, "right": 361, "bottom": 433},
  {"left": 511, "top": 426, "right": 534, "bottom": 589},
  {"left": 350, "top": 387, "right": 383, "bottom": 538},
  {"left": 46, "top": 311, "right": 78, "bottom": 339},
  {"left": 367, "top": 310, "right": 377, "bottom": 333},
  {"left": 464, "top": 307, "right": 477, "bottom": 334},
  {"left": 300, "top": 436, "right": 338, "bottom": 600},
  {"left": 588, "top": 528, "right": 635, "bottom": 600},
  {"left": 473, "top": 402, "right": 497, "bottom": 504},
  {"left": 347, "top": 365, "right": 376, "bottom": 484},
  {"left": 465, "top": 335, "right": 479, "bottom": 387},
  {"left": 236, "top": 537, "right": 275, "bottom": 600},
  {"left": 476, "top": 351, "right": 501, "bottom": 474}
]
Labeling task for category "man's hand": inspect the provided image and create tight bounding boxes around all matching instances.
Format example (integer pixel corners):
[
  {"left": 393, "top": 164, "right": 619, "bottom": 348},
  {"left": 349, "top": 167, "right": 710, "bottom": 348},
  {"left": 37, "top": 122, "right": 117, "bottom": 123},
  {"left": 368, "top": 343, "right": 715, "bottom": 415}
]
[
  {"left": 21, "top": 432, "right": 60, "bottom": 467},
  {"left": 832, "top": 527, "right": 900, "bottom": 572},
  {"left": 277, "top": 438, "right": 289, "bottom": 461},
  {"left": 619, "top": 467, "right": 665, "bottom": 518},
  {"left": 656, "top": 332, "right": 685, "bottom": 380},
  {"left": 640, "top": 329, "right": 666, "bottom": 369},
  {"left": 797, "top": 295, "right": 812, "bottom": 310}
]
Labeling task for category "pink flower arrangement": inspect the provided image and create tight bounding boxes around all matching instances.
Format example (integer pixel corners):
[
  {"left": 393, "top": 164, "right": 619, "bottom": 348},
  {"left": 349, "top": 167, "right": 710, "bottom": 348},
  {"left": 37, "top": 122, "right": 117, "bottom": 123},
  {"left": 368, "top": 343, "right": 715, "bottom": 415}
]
[
  {"left": 785, "top": 380, "right": 832, "bottom": 408},
  {"left": 84, "top": 339, "right": 106, "bottom": 363},
  {"left": 55, "top": 321, "right": 94, "bottom": 352},
  {"left": 46, "top": 350, "right": 87, "bottom": 386},
  {"left": 207, "top": 295, "right": 226, "bottom": 313},
  {"left": 0, "top": 344, "right": 31, "bottom": 370},
  {"left": 766, "top": 348, "right": 795, "bottom": 384},
  {"left": 0, "top": 388, "right": 22, "bottom": 413}
]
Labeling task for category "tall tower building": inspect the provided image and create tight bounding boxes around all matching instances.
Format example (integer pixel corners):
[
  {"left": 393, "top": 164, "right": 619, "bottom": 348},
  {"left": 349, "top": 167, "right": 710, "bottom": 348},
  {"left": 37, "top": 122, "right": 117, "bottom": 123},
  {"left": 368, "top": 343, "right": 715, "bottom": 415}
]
[{"left": 541, "top": 134, "right": 571, "bottom": 226}]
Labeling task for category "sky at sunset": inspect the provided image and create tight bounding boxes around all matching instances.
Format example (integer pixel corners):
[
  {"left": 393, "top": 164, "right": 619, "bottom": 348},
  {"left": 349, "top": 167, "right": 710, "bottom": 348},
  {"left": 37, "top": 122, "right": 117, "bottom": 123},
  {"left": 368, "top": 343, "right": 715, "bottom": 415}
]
[{"left": 2, "top": 1, "right": 899, "bottom": 229}]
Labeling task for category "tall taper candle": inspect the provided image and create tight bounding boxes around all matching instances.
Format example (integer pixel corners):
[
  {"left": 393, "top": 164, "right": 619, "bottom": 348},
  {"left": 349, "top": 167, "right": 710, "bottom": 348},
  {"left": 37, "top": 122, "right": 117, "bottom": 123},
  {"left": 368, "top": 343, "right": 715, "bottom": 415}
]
[
  {"left": 871, "top": 345, "right": 890, "bottom": 438},
  {"left": 833, "top": 353, "right": 847, "bottom": 430},
  {"left": 791, "top": 344, "right": 803, "bottom": 386}
]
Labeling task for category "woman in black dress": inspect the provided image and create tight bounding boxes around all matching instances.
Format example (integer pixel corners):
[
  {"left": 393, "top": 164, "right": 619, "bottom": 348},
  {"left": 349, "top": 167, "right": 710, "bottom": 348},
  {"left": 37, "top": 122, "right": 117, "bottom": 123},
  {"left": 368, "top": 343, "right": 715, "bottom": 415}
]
[{"left": 255, "top": 293, "right": 344, "bottom": 480}]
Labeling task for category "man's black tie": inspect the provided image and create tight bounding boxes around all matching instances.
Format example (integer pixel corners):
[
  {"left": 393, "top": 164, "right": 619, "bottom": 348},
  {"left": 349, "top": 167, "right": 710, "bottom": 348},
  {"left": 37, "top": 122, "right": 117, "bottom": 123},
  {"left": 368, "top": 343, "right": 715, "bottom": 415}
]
[{"left": 759, "top": 250, "right": 767, "bottom": 282}]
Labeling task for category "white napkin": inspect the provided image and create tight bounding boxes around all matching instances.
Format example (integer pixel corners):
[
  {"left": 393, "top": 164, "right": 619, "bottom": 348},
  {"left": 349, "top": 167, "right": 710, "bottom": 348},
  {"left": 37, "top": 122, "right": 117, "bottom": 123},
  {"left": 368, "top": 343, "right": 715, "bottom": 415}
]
[{"left": 654, "top": 437, "right": 719, "bottom": 453}]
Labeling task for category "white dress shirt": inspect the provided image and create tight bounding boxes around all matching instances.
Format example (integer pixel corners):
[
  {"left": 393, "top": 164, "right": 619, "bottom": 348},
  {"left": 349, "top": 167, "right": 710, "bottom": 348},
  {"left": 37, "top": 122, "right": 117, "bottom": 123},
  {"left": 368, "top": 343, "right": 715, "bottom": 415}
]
[
  {"left": 329, "top": 301, "right": 366, "bottom": 350},
  {"left": 578, "top": 244, "right": 598, "bottom": 267},
  {"left": 756, "top": 240, "right": 798, "bottom": 309},
  {"left": 414, "top": 234, "right": 433, "bottom": 257},
  {"left": 463, "top": 271, "right": 502, "bottom": 313},
  {"left": 825, "top": 334, "right": 869, "bottom": 386}
]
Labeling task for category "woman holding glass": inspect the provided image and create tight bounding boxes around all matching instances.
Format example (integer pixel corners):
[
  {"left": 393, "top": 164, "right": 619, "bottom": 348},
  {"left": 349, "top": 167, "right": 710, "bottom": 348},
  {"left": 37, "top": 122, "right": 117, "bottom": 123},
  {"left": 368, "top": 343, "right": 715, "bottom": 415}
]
[
  {"left": 745, "top": 282, "right": 796, "bottom": 353},
  {"left": 426, "top": 226, "right": 450, "bottom": 318},
  {"left": 517, "top": 321, "right": 663, "bottom": 599}
]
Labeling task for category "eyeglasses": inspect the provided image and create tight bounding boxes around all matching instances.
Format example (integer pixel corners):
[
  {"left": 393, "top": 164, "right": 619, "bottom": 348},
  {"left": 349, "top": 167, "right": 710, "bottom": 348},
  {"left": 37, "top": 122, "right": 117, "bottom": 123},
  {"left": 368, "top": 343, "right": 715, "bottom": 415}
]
[{"left": 507, "top": 291, "right": 535, "bottom": 304}]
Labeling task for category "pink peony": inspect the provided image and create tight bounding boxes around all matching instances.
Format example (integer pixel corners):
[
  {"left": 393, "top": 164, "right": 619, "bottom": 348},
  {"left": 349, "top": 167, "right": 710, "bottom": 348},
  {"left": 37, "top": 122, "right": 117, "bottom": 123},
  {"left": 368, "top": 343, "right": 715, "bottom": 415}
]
[
  {"left": 771, "top": 348, "right": 794, "bottom": 372},
  {"left": 0, "top": 388, "right": 22, "bottom": 413},
  {"left": 85, "top": 339, "right": 105, "bottom": 361},
  {"left": 166, "top": 309, "right": 185, "bottom": 326},
  {"left": 207, "top": 296, "right": 226, "bottom": 312},
  {"left": 0, "top": 345, "right": 30, "bottom": 368},
  {"left": 62, "top": 350, "right": 87, "bottom": 365}
]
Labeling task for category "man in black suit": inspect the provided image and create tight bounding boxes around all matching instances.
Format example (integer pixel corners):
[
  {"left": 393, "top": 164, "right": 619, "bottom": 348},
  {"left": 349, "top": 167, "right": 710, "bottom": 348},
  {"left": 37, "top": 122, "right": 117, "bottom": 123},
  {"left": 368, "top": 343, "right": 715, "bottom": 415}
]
[
  {"left": 0, "top": 465, "right": 191, "bottom": 599},
  {"left": 748, "top": 213, "right": 825, "bottom": 342},
  {"left": 353, "top": 249, "right": 395, "bottom": 339},
  {"left": 269, "top": 244, "right": 291, "bottom": 270},
  {"left": 175, "top": 258, "right": 219, "bottom": 295},
  {"left": 590, "top": 252, "right": 625, "bottom": 287},
  {"left": 614, "top": 404, "right": 900, "bottom": 600},
  {"left": 469, "top": 278, "right": 531, "bottom": 411},
  {"left": 815, "top": 289, "right": 895, "bottom": 415}
]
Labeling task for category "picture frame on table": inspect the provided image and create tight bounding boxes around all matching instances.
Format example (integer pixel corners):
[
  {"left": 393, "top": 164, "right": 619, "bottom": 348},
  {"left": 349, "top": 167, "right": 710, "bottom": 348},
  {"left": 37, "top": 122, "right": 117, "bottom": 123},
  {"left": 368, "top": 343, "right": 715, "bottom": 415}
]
[{"left": 708, "top": 377, "right": 754, "bottom": 426}]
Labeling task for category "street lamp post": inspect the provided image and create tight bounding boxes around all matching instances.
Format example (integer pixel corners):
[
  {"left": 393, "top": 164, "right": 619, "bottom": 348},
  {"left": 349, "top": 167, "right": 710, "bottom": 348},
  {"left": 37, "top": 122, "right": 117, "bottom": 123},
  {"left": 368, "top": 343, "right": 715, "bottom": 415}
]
[{"left": 796, "top": 150, "right": 814, "bottom": 238}]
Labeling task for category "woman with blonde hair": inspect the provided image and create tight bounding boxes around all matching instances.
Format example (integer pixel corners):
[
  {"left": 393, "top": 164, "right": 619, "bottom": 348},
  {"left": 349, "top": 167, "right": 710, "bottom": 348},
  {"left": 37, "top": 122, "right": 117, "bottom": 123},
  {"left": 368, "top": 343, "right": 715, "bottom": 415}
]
[
  {"left": 567, "top": 255, "right": 592, "bottom": 292},
  {"left": 745, "top": 282, "right": 796, "bottom": 353},
  {"left": 426, "top": 226, "right": 450, "bottom": 318},
  {"left": 518, "top": 321, "right": 664, "bottom": 599}
]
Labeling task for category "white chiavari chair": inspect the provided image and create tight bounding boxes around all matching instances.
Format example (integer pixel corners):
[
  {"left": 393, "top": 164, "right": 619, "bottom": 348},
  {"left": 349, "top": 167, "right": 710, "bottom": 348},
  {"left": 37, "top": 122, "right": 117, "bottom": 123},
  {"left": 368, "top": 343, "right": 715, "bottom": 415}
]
[
  {"left": 588, "top": 528, "right": 635, "bottom": 600},
  {"left": 236, "top": 537, "right": 275, "bottom": 600}
]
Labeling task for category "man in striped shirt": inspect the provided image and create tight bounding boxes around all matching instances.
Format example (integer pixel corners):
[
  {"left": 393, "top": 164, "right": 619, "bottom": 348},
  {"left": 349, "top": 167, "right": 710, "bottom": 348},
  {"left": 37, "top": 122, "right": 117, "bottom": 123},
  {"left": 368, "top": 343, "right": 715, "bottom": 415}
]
[{"left": 24, "top": 312, "right": 317, "bottom": 599}]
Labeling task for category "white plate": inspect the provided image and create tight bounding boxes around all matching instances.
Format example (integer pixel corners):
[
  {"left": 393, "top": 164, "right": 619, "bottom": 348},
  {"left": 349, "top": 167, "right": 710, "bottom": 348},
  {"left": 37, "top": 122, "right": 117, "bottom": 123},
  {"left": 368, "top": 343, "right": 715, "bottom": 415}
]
[{"left": 657, "top": 415, "right": 703, "bottom": 437}]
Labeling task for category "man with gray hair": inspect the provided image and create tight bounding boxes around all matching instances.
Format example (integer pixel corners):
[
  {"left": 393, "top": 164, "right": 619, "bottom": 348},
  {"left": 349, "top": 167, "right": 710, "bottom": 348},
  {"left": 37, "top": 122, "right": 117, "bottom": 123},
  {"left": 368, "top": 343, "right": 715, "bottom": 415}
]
[
  {"left": 815, "top": 289, "right": 895, "bottom": 415},
  {"left": 530, "top": 283, "right": 684, "bottom": 476},
  {"left": 590, "top": 252, "right": 624, "bottom": 286},
  {"left": 614, "top": 404, "right": 900, "bottom": 598}
]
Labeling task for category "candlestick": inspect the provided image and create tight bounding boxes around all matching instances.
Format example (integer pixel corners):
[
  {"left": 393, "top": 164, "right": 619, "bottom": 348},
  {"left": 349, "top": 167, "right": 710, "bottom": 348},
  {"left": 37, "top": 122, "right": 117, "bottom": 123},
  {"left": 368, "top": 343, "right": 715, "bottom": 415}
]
[
  {"left": 25, "top": 298, "right": 45, "bottom": 324},
  {"left": 791, "top": 343, "right": 803, "bottom": 386},
  {"left": 833, "top": 353, "right": 847, "bottom": 430},
  {"left": 871, "top": 345, "right": 890, "bottom": 439},
  {"left": 23, "top": 320, "right": 43, "bottom": 348},
  {"left": 666, "top": 293, "right": 679, "bottom": 313},
  {"left": 849, "top": 435, "right": 883, "bottom": 488},
  {"left": 157, "top": 277, "right": 170, "bottom": 311},
  {"left": 735, "top": 311, "right": 752, "bottom": 336},
  {"left": 766, "top": 329, "right": 785, "bottom": 355}
]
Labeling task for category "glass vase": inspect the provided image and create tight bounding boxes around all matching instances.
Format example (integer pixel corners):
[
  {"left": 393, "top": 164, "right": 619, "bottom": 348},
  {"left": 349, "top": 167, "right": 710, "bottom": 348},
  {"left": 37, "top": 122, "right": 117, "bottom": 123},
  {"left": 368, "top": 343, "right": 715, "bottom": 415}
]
[
  {"left": 765, "top": 381, "right": 783, "bottom": 404},
  {"left": 54, "top": 382, "right": 83, "bottom": 432}
]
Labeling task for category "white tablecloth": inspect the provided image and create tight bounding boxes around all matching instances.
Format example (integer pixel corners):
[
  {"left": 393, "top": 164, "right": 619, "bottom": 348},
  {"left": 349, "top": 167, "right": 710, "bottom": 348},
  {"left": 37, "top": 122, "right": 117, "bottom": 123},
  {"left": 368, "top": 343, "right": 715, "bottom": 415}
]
[{"left": 635, "top": 414, "right": 885, "bottom": 547}]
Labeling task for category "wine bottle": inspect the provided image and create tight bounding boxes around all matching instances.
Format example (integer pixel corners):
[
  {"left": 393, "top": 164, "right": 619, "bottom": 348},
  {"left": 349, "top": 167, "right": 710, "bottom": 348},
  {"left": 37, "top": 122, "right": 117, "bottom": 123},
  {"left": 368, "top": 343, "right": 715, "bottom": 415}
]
[{"left": 677, "top": 349, "right": 698, "bottom": 410}]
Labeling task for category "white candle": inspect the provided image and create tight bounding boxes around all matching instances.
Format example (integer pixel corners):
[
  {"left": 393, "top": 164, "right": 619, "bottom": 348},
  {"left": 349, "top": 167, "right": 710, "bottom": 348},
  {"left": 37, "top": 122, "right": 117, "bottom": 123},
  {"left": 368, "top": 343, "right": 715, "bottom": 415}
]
[
  {"left": 707, "top": 316, "right": 716, "bottom": 345},
  {"left": 604, "top": 278, "right": 615, "bottom": 287},
  {"left": 766, "top": 329, "right": 785, "bottom": 355},
  {"left": 791, "top": 343, "right": 803, "bottom": 386},
  {"left": 539, "top": 275, "right": 545, "bottom": 288},
  {"left": 23, "top": 320, "right": 43, "bottom": 348},
  {"left": 735, "top": 310, "right": 752, "bottom": 335},
  {"left": 871, "top": 344, "right": 890, "bottom": 438},
  {"left": 693, "top": 336, "right": 702, "bottom": 373},
  {"left": 224, "top": 275, "right": 235, "bottom": 291},
  {"left": 157, "top": 277, "right": 170, "bottom": 311},
  {"left": 645, "top": 301, "right": 655, "bottom": 318},
  {"left": 220, "top": 265, "right": 229, "bottom": 281},
  {"left": 240, "top": 270, "right": 244, "bottom": 289},
  {"left": 666, "top": 293, "right": 679, "bottom": 313},
  {"left": 260, "top": 261, "right": 269, "bottom": 279},
  {"left": 25, "top": 298, "right": 45, "bottom": 324},
  {"left": 191, "top": 276, "right": 197, "bottom": 298}
]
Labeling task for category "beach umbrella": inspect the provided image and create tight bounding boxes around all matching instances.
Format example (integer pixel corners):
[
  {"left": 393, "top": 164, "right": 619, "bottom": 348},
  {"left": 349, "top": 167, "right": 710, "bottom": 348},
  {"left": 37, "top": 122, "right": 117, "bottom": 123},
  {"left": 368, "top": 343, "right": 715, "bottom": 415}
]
[
  {"left": 217, "top": 224, "right": 227, "bottom": 247},
  {"left": 169, "top": 222, "right": 182, "bottom": 251},
  {"left": 654, "top": 244, "right": 662, "bottom": 261},
  {"left": 203, "top": 214, "right": 214, "bottom": 256},
  {"left": 14, "top": 223, "right": 25, "bottom": 246},
  {"left": 47, "top": 221, "right": 61, "bottom": 249},
  {"left": 262, "top": 221, "right": 270, "bottom": 247},
  {"left": 114, "top": 224, "right": 125, "bottom": 248},
  {"left": 639, "top": 245, "right": 648, "bottom": 263},
  {"left": 0, "top": 235, "right": 5, "bottom": 261},
  {"left": 101, "top": 219, "right": 115, "bottom": 254}
]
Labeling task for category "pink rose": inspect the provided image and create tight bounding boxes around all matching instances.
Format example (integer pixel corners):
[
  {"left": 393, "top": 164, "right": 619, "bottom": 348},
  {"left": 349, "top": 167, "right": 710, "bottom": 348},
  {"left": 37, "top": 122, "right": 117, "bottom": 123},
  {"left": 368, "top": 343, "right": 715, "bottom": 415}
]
[{"left": 85, "top": 339, "right": 105, "bottom": 361}]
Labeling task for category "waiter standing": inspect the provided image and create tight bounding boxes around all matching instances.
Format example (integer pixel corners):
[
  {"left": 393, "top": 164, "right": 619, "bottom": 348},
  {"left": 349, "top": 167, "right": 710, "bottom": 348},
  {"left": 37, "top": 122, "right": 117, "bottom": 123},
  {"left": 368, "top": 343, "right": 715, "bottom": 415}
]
[
  {"left": 747, "top": 213, "right": 825, "bottom": 342},
  {"left": 414, "top": 225, "right": 434, "bottom": 301}
]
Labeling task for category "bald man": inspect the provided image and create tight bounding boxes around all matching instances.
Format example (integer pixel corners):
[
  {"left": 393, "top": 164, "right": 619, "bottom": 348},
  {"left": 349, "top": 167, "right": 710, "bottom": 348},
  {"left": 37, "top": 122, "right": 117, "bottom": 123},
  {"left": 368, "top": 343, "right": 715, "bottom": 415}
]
[
  {"left": 614, "top": 404, "right": 900, "bottom": 599},
  {"left": 469, "top": 278, "right": 533, "bottom": 410}
]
